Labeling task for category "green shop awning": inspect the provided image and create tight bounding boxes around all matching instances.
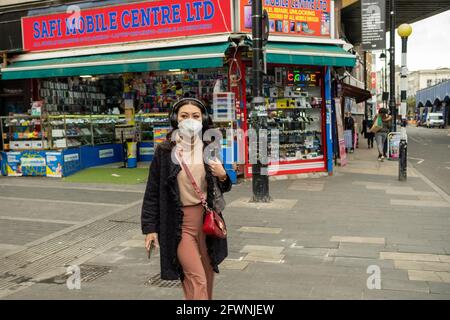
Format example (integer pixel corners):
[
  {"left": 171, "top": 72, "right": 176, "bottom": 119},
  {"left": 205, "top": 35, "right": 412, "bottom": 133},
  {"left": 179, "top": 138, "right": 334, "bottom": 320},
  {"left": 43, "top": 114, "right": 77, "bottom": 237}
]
[
  {"left": 266, "top": 42, "right": 356, "bottom": 67},
  {"left": 1, "top": 42, "right": 230, "bottom": 80}
]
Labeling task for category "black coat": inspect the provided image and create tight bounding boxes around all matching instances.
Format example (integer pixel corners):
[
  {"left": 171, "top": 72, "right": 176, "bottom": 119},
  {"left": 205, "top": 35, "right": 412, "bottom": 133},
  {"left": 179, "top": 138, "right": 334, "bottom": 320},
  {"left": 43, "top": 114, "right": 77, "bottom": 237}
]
[{"left": 141, "top": 141, "right": 232, "bottom": 281}]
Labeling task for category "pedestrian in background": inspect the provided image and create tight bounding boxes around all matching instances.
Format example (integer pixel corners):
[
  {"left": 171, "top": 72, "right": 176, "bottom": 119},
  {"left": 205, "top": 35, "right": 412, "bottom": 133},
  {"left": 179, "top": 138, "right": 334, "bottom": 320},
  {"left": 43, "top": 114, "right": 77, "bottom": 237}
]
[
  {"left": 372, "top": 108, "right": 392, "bottom": 161},
  {"left": 344, "top": 112, "right": 355, "bottom": 153},
  {"left": 141, "top": 98, "right": 232, "bottom": 300},
  {"left": 361, "top": 118, "right": 374, "bottom": 149}
]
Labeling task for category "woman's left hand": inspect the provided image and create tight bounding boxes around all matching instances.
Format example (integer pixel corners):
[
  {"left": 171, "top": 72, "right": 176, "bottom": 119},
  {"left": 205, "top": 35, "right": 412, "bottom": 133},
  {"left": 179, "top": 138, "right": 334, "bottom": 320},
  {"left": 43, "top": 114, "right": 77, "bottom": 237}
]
[{"left": 208, "top": 158, "right": 227, "bottom": 180}]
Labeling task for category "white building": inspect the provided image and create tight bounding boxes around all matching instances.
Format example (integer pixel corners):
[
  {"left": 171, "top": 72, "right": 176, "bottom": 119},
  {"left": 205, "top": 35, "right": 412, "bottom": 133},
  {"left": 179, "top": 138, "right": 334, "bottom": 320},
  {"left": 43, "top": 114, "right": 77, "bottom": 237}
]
[
  {"left": 407, "top": 68, "right": 450, "bottom": 97},
  {"left": 377, "top": 67, "right": 450, "bottom": 110}
]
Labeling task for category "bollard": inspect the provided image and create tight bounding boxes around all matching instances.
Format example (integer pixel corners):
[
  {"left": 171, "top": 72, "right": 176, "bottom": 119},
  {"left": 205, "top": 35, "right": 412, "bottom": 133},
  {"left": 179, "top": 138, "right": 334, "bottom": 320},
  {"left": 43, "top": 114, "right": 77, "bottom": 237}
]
[{"left": 398, "top": 138, "right": 407, "bottom": 181}]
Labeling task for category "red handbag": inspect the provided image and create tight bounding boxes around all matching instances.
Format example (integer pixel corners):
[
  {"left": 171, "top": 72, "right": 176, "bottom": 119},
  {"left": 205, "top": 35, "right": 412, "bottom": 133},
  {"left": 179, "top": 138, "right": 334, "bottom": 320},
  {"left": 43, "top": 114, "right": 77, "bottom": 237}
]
[{"left": 176, "top": 150, "right": 227, "bottom": 239}]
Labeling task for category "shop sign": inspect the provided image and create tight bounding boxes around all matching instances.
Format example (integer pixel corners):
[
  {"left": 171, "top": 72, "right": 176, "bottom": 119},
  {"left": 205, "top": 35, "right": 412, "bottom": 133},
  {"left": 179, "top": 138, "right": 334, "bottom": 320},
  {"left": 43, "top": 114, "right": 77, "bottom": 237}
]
[
  {"left": 22, "top": 0, "right": 233, "bottom": 52},
  {"left": 287, "top": 70, "right": 320, "bottom": 87},
  {"left": 239, "top": 0, "right": 332, "bottom": 38},
  {"left": 64, "top": 153, "right": 80, "bottom": 162},
  {"left": 361, "top": 0, "right": 386, "bottom": 50},
  {"left": 371, "top": 72, "right": 377, "bottom": 93},
  {"left": 99, "top": 149, "right": 114, "bottom": 159}
]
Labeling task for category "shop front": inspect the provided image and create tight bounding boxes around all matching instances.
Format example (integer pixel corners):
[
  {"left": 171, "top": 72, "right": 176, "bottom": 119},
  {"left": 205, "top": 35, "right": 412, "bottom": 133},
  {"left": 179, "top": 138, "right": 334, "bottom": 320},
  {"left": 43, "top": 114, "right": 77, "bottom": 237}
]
[
  {"left": 0, "top": 0, "right": 356, "bottom": 180},
  {"left": 0, "top": 0, "right": 239, "bottom": 179},
  {"left": 233, "top": 0, "right": 356, "bottom": 177},
  {"left": 238, "top": 44, "right": 356, "bottom": 176}
]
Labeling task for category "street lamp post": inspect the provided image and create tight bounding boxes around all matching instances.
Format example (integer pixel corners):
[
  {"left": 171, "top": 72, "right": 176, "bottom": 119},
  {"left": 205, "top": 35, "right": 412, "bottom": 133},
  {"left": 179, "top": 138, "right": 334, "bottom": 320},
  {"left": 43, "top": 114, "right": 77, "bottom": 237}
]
[
  {"left": 380, "top": 51, "right": 388, "bottom": 109},
  {"left": 398, "top": 23, "right": 412, "bottom": 181},
  {"left": 389, "top": 0, "right": 396, "bottom": 132},
  {"left": 251, "top": 0, "right": 271, "bottom": 202}
]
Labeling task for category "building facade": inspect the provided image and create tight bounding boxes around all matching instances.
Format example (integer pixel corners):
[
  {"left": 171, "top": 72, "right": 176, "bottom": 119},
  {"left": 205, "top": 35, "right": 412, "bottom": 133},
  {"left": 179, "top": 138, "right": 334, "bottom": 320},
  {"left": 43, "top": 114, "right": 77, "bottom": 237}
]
[{"left": 0, "top": 0, "right": 359, "bottom": 179}]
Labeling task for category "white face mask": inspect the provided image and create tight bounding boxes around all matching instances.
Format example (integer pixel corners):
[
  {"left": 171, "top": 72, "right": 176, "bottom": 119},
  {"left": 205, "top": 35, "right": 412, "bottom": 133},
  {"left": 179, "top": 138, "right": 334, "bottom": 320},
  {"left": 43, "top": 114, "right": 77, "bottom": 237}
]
[{"left": 178, "top": 118, "right": 203, "bottom": 137}]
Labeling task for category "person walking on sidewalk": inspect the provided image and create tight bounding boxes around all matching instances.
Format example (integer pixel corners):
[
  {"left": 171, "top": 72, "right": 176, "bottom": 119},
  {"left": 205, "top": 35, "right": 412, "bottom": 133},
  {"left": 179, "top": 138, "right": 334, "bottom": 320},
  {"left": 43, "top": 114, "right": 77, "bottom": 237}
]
[
  {"left": 141, "top": 98, "right": 232, "bottom": 300},
  {"left": 344, "top": 112, "right": 355, "bottom": 153},
  {"left": 373, "top": 108, "right": 392, "bottom": 161},
  {"left": 361, "top": 118, "right": 374, "bottom": 149}
]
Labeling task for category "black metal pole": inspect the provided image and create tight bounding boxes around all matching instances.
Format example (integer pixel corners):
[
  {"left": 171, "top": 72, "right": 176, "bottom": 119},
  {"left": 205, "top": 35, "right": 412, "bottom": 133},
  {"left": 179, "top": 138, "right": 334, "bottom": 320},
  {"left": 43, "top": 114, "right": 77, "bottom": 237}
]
[
  {"left": 399, "top": 36, "right": 408, "bottom": 181},
  {"left": 251, "top": 0, "right": 270, "bottom": 202},
  {"left": 384, "top": 50, "right": 388, "bottom": 109},
  {"left": 364, "top": 51, "right": 368, "bottom": 123},
  {"left": 389, "top": 0, "right": 396, "bottom": 132}
]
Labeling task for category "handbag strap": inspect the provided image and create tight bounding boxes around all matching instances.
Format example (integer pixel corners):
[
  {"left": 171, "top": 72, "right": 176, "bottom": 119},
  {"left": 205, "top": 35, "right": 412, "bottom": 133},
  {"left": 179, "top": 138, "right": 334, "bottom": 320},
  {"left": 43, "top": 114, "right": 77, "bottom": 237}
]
[{"left": 175, "top": 149, "right": 209, "bottom": 209}]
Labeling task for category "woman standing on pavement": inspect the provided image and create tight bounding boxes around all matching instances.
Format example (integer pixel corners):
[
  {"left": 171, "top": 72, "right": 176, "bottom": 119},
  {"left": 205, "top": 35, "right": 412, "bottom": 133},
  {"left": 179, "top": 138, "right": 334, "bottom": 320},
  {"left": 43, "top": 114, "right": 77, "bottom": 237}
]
[
  {"left": 361, "top": 118, "right": 374, "bottom": 149},
  {"left": 373, "top": 108, "right": 392, "bottom": 161},
  {"left": 141, "top": 97, "right": 231, "bottom": 300}
]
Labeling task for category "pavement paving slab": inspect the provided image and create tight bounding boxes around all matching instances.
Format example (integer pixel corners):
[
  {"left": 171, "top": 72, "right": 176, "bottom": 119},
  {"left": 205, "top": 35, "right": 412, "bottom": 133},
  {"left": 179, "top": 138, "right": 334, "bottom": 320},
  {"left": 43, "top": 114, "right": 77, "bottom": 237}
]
[{"left": 1, "top": 136, "right": 450, "bottom": 300}]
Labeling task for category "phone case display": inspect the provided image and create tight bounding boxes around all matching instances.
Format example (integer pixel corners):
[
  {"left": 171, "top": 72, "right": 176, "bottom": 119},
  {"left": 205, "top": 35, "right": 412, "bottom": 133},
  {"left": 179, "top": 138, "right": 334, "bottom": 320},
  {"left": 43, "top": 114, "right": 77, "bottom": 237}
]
[
  {"left": 92, "top": 116, "right": 119, "bottom": 145},
  {"left": 1, "top": 114, "right": 49, "bottom": 151},
  {"left": 135, "top": 113, "right": 169, "bottom": 142},
  {"left": 213, "top": 93, "right": 236, "bottom": 122},
  {"left": 268, "top": 109, "right": 323, "bottom": 161},
  {"left": 49, "top": 115, "right": 92, "bottom": 149},
  {"left": 39, "top": 78, "right": 106, "bottom": 114},
  {"left": 48, "top": 115, "right": 125, "bottom": 149},
  {"left": 247, "top": 66, "right": 324, "bottom": 161},
  {"left": 122, "top": 69, "right": 227, "bottom": 114}
]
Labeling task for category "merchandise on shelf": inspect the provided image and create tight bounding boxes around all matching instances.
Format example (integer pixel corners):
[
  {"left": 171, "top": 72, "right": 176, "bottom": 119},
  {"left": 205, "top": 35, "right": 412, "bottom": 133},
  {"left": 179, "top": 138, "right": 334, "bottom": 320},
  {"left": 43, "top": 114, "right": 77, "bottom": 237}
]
[
  {"left": 47, "top": 115, "right": 127, "bottom": 149},
  {"left": 247, "top": 66, "right": 324, "bottom": 162},
  {"left": 135, "top": 113, "right": 169, "bottom": 142},
  {"left": 1, "top": 113, "right": 49, "bottom": 151},
  {"left": 123, "top": 69, "right": 227, "bottom": 114},
  {"left": 39, "top": 78, "right": 106, "bottom": 114}
]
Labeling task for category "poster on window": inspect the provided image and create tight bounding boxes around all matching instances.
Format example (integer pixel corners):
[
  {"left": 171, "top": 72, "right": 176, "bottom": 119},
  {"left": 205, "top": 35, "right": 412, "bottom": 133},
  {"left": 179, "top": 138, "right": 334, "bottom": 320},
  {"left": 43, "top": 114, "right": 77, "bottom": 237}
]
[
  {"left": 46, "top": 152, "right": 63, "bottom": 178},
  {"left": 335, "top": 98, "right": 347, "bottom": 166},
  {"left": 239, "top": 0, "right": 332, "bottom": 38},
  {"left": 6, "top": 152, "right": 23, "bottom": 176}
]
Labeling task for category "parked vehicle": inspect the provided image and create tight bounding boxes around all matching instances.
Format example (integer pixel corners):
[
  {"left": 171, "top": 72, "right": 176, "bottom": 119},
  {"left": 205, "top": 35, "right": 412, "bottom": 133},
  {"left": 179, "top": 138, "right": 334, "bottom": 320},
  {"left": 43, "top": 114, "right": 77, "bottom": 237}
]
[{"left": 425, "top": 113, "right": 445, "bottom": 128}]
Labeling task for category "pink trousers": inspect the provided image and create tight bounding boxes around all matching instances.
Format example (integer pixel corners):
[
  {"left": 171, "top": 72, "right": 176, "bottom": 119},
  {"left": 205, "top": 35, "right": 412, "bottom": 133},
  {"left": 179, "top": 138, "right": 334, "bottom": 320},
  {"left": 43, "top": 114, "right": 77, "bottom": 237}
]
[{"left": 177, "top": 204, "right": 214, "bottom": 300}]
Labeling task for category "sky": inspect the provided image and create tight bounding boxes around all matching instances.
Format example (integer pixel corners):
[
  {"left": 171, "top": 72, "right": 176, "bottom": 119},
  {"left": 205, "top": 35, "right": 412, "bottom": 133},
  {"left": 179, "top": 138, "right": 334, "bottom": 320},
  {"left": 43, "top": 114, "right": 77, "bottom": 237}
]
[{"left": 375, "top": 9, "right": 450, "bottom": 72}]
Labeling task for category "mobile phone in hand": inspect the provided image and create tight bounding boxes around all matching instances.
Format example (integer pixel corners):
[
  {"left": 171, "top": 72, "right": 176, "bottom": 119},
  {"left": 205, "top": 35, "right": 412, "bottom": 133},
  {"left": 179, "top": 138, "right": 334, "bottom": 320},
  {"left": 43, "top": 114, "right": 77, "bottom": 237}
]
[{"left": 147, "top": 241, "right": 155, "bottom": 259}]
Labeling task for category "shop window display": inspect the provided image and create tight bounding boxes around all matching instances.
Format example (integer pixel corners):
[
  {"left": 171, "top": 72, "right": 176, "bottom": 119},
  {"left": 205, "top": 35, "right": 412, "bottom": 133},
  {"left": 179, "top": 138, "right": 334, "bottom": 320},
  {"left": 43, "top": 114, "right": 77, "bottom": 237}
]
[
  {"left": 1, "top": 68, "right": 229, "bottom": 178},
  {"left": 246, "top": 66, "right": 325, "bottom": 162},
  {"left": 40, "top": 78, "right": 107, "bottom": 114},
  {"left": 1, "top": 113, "right": 49, "bottom": 151}
]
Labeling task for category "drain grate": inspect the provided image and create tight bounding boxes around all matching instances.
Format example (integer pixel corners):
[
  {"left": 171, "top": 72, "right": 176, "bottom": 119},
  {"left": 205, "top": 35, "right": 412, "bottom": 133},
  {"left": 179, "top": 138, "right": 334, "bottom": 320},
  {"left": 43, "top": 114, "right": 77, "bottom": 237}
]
[
  {"left": 145, "top": 273, "right": 182, "bottom": 288},
  {"left": 37, "top": 264, "right": 112, "bottom": 285},
  {"left": 79, "top": 264, "right": 112, "bottom": 283}
]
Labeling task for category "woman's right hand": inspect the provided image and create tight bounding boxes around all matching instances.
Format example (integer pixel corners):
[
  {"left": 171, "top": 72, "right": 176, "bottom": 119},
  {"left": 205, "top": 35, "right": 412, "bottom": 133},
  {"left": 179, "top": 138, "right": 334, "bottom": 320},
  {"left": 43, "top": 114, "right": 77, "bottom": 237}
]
[{"left": 145, "top": 233, "right": 159, "bottom": 252}]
